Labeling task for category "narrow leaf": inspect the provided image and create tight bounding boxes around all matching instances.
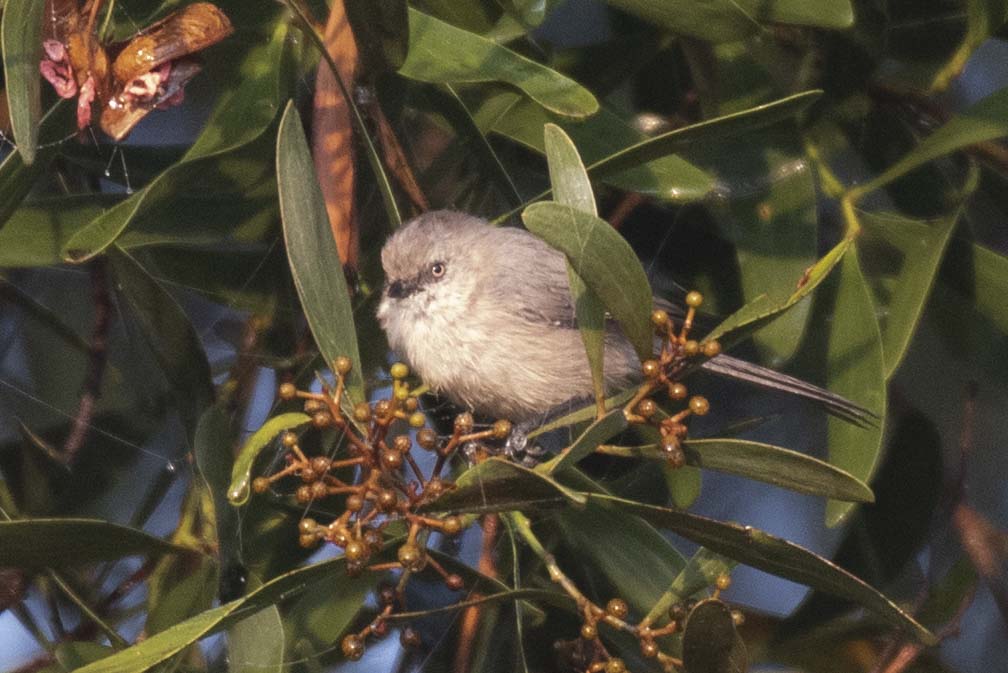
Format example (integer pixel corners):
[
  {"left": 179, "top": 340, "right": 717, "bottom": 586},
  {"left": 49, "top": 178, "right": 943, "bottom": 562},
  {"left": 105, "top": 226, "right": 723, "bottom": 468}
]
[
  {"left": 0, "top": 519, "right": 198, "bottom": 567},
  {"left": 543, "top": 123, "right": 607, "bottom": 415},
  {"left": 1, "top": 0, "right": 46, "bottom": 163},
  {"left": 228, "top": 412, "right": 311, "bottom": 505},
  {"left": 228, "top": 606, "right": 285, "bottom": 673},
  {"left": 277, "top": 102, "right": 364, "bottom": 404},
  {"left": 590, "top": 494, "right": 935, "bottom": 644},
  {"left": 421, "top": 458, "right": 587, "bottom": 514},
  {"left": 604, "top": 438, "right": 874, "bottom": 501},
  {"left": 541, "top": 409, "right": 628, "bottom": 475},
  {"left": 399, "top": 8, "right": 598, "bottom": 118},
  {"left": 523, "top": 202, "right": 653, "bottom": 359},
  {"left": 108, "top": 246, "right": 214, "bottom": 443},
  {"left": 859, "top": 211, "right": 958, "bottom": 378},
  {"left": 705, "top": 237, "right": 851, "bottom": 347},
  {"left": 853, "top": 86, "right": 1008, "bottom": 197},
  {"left": 823, "top": 250, "right": 886, "bottom": 526}
]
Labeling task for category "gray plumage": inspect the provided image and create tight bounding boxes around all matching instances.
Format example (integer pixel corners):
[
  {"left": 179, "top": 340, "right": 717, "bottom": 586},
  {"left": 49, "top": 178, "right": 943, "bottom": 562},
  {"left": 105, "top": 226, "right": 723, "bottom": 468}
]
[{"left": 378, "top": 210, "right": 871, "bottom": 425}]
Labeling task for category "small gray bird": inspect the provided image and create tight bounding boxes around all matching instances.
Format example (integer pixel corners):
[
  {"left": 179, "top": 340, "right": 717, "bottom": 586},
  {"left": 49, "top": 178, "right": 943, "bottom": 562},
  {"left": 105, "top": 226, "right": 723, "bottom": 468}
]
[{"left": 377, "top": 210, "right": 869, "bottom": 428}]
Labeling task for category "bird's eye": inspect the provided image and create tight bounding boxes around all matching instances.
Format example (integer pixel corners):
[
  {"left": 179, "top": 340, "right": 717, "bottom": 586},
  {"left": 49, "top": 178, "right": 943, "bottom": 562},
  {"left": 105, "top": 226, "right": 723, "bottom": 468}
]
[{"left": 430, "top": 262, "right": 446, "bottom": 278}]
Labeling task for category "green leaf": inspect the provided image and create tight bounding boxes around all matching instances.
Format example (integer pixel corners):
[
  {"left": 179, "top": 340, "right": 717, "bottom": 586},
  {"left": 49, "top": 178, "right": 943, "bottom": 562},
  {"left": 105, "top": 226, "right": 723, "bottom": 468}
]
[
  {"left": 345, "top": 0, "right": 410, "bottom": 72},
  {"left": 543, "top": 123, "right": 607, "bottom": 413},
  {"left": 421, "top": 457, "right": 587, "bottom": 514},
  {"left": 523, "top": 202, "right": 653, "bottom": 358},
  {"left": 589, "top": 91, "right": 822, "bottom": 186},
  {"left": 228, "top": 412, "right": 312, "bottom": 506},
  {"left": 1, "top": 0, "right": 46, "bottom": 163},
  {"left": 73, "top": 555, "right": 356, "bottom": 673},
  {"left": 107, "top": 246, "right": 214, "bottom": 443},
  {"left": 705, "top": 237, "right": 851, "bottom": 347},
  {"left": 823, "top": 250, "right": 886, "bottom": 526},
  {"left": 276, "top": 101, "right": 365, "bottom": 405},
  {"left": 0, "top": 196, "right": 115, "bottom": 267},
  {"left": 0, "top": 519, "right": 198, "bottom": 567},
  {"left": 0, "top": 102, "right": 74, "bottom": 229},
  {"left": 603, "top": 0, "right": 853, "bottom": 42},
  {"left": 541, "top": 408, "right": 628, "bottom": 475},
  {"left": 489, "top": 95, "right": 714, "bottom": 203},
  {"left": 665, "top": 465, "right": 703, "bottom": 508},
  {"left": 930, "top": 0, "right": 1008, "bottom": 92},
  {"left": 682, "top": 599, "right": 748, "bottom": 673},
  {"left": 859, "top": 210, "right": 959, "bottom": 378},
  {"left": 590, "top": 494, "right": 935, "bottom": 644},
  {"left": 605, "top": 438, "right": 874, "bottom": 501},
  {"left": 551, "top": 471, "right": 687, "bottom": 613},
  {"left": 645, "top": 548, "right": 736, "bottom": 625},
  {"left": 228, "top": 606, "right": 285, "bottom": 673},
  {"left": 528, "top": 388, "right": 638, "bottom": 439},
  {"left": 61, "top": 16, "right": 289, "bottom": 261},
  {"left": 399, "top": 8, "right": 598, "bottom": 118},
  {"left": 852, "top": 86, "right": 1008, "bottom": 198}
]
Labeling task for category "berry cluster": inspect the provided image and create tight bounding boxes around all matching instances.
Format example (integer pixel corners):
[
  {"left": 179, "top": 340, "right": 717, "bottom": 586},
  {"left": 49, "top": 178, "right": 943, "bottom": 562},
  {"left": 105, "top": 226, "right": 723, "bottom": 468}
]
[
  {"left": 251, "top": 357, "right": 511, "bottom": 660},
  {"left": 623, "top": 291, "right": 720, "bottom": 466}
]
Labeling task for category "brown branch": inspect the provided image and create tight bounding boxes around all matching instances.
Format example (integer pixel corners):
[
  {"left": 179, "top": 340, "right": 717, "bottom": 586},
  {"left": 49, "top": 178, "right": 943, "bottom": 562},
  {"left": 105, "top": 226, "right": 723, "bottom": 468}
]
[
  {"left": 63, "top": 260, "right": 112, "bottom": 464},
  {"left": 454, "top": 514, "right": 499, "bottom": 673}
]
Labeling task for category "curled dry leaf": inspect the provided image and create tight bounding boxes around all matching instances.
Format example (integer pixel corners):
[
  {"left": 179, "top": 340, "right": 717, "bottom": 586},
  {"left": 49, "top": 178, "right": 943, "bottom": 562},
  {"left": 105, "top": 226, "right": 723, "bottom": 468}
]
[{"left": 39, "top": 0, "right": 232, "bottom": 140}]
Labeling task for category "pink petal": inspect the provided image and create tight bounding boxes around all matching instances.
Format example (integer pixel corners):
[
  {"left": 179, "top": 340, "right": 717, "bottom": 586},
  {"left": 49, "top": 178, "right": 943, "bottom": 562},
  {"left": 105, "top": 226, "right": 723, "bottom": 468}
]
[
  {"left": 40, "top": 59, "right": 77, "bottom": 99},
  {"left": 42, "top": 39, "right": 67, "bottom": 62},
  {"left": 77, "top": 76, "right": 95, "bottom": 130}
]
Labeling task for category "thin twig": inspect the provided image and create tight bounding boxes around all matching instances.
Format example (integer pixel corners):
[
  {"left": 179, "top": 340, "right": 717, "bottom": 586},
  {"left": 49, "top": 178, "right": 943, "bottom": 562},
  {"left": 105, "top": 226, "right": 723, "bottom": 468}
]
[{"left": 63, "top": 260, "right": 112, "bottom": 463}]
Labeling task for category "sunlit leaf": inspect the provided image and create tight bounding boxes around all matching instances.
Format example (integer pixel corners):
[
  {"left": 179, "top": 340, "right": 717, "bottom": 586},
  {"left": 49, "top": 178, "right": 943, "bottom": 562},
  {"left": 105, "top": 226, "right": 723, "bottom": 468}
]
[
  {"left": 543, "top": 123, "right": 607, "bottom": 415},
  {"left": 604, "top": 438, "right": 874, "bottom": 501},
  {"left": 590, "top": 494, "right": 935, "bottom": 644},
  {"left": 859, "top": 210, "right": 959, "bottom": 378},
  {"left": 852, "top": 86, "right": 1008, "bottom": 197},
  {"left": 0, "top": 519, "right": 199, "bottom": 567},
  {"left": 73, "top": 555, "right": 356, "bottom": 673},
  {"left": 523, "top": 202, "right": 653, "bottom": 358},
  {"left": 541, "top": 408, "right": 628, "bottom": 475},
  {"left": 489, "top": 95, "right": 714, "bottom": 203},
  {"left": 276, "top": 101, "right": 364, "bottom": 404},
  {"left": 421, "top": 457, "right": 586, "bottom": 513},
  {"left": 399, "top": 8, "right": 598, "bottom": 118},
  {"left": 705, "top": 238, "right": 851, "bottom": 347},
  {"left": 822, "top": 250, "right": 886, "bottom": 526},
  {"left": 1, "top": 0, "right": 46, "bottom": 163},
  {"left": 228, "top": 412, "right": 311, "bottom": 506},
  {"left": 604, "top": 0, "right": 853, "bottom": 41},
  {"left": 645, "top": 548, "right": 736, "bottom": 624},
  {"left": 228, "top": 606, "right": 285, "bottom": 673}
]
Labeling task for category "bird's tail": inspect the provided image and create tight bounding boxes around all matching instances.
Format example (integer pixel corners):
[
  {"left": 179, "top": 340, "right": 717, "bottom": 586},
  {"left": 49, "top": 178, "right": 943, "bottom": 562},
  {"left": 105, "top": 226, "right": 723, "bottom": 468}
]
[{"left": 700, "top": 353, "right": 876, "bottom": 425}]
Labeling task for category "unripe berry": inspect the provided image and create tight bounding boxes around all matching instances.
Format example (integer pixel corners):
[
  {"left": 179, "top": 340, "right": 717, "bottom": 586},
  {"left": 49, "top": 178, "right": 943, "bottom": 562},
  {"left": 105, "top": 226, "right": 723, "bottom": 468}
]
[
  {"left": 295, "top": 485, "right": 312, "bottom": 504},
  {"left": 606, "top": 598, "right": 629, "bottom": 619},
  {"left": 491, "top": 419, "right": 512, "bottom": 439},
  {"left": 281, "top": 431, "right": 298, "bottom": 448},
  {"left": 669, "top": 382, "right": 687, "bottom": 400},
  {"left": 683, "top": 340, "right": 700, "bottom": 356},
  {"left": 380, "top": 448, "right": 403, "bottom": 471},
  {"left": 441, "top": 515, "right": 464, "bottom": 536},
  {"left": 311, "top": 456, "right": 331, "bottom": 474},
  {"left": 298, "top": 518, "right": 317, "bottom": 535},
  {"left": 341, "top": 634, "right": 364, "bottom": 660},
  {"left": 417, "top": 428, "right": 437, "bottom": 450},
  {"left": 346, "top": 493, "right": 364, "bottom": 512},
  {"left": 689, "top": 396, "right": 710, "bottom": 416},
  {"left": 390, "top": 362, "right": 409, "bottom": 379},
  {"left": 641, "top": 359, "right": 661, "bottom": 379},
  {"left": 353, "top": 402, "right": 371, "bottom": 422},
  {"left": 685, "top": 291, "right": 703, "bottom": 308},
  {"left": 393, "top": 435, "right": 412, "bottom": 452},
  {"left": 344, "top": 539, "right": 368, "bottom": 562},
  {"left": 651, "top": 309, "right": 670, "bottom": 329},
  {"left": 334, "top": 356, "right": 352, "bottom": 375},
  {"left": 702, "top": 340, "right": 721, "bottom": 358},
  {"left": 454, "top": 412, "right": 474, "bottom": 434},
  {"left": 252, "top": 477, "right": 269, "bottom": 493},
  {"left": 310, "top": 481, "right": 328, "bottom": 499},
  {"left": 605, "top": 658, "right": 626, "bottom": 673},
  {"left": 397, "top": 543, "right": 427, "bottom": 572},
  {"left": 303, "top": 398, "right": 324, "bottom": 414},
  {"left": 636, "top": 399, "right": 657, "bottom": 418},
  {"left": 278, "top": 382, "right": 296, "bottom": 400},
  {"left": 311, "top": 411, "right": 332, "bottom": 428},
  {"left": 580, "top": 623, "right": 597, "bottom": 640}
]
